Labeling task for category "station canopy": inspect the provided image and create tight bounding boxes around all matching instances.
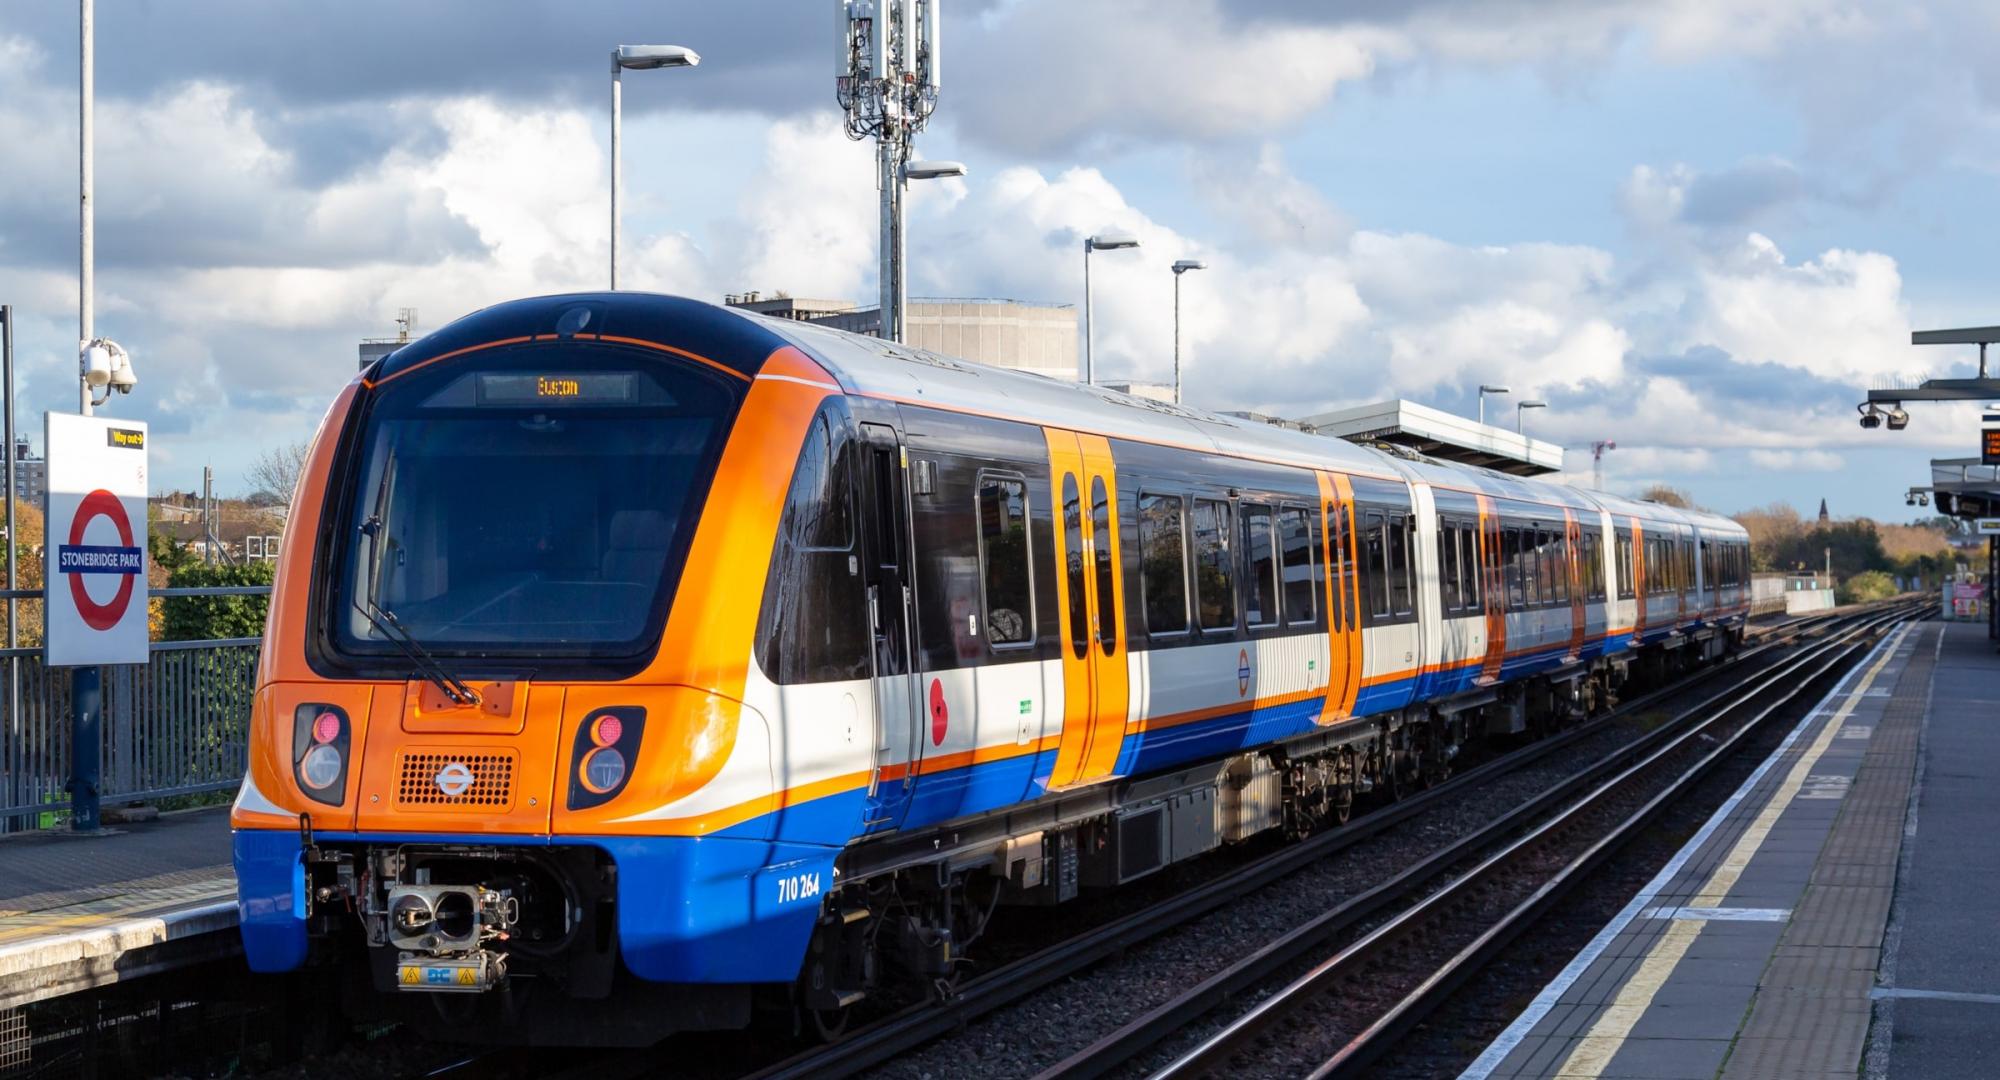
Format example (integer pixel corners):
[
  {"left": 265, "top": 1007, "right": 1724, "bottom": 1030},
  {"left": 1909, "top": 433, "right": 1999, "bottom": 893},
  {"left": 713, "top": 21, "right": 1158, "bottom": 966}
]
[{"left": 1293, "top": 399, "right": 1564, "bottom": 477}]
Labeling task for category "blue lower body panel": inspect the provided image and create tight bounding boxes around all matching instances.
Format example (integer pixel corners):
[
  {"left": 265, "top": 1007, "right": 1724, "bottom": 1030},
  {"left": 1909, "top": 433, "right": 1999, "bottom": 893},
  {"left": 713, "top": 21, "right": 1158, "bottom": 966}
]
[{"left": 231, "top": 828, "right": 839, "bottom": 985}]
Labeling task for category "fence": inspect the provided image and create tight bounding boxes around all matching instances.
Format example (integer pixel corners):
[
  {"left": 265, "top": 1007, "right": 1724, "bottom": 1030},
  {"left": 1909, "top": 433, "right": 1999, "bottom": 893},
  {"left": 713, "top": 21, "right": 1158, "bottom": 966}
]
[{"left": 0, "top": 586, "right": 268, "bottom": 830}]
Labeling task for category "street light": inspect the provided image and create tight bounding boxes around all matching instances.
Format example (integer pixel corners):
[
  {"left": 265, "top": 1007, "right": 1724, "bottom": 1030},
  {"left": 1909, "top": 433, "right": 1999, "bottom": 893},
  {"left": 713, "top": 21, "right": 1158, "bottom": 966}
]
[
  {"left": 1083, "top": 231, "right": 1140, "bottom": 385},
  {"left": 1171, "top": 259, "right": 1206, "bottom": 405},
  {"left": 1477, "top": 384, "right": 1510, "bottom": 426},
  {"left": 1516, "top": 399, "right": 1547, "bottom": 434},
  {"left": 610, "top": 44, "right": 699, "bottom": 290},
  {"left": 904, "top": 160, "right": 966, "bottom": 181}
]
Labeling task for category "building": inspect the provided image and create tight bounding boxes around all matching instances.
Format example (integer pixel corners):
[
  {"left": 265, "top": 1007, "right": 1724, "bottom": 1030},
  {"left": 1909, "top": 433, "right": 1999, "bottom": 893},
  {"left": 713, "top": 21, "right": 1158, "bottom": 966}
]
[
  {"left": 1101, "top": 381, "right": 1177, "bottom": 405},
  {"left": 726, "top": 294, "right": 1079, "bottom": 382},
  {"left": 359, "top": 308, "right": 419, "bottom": 372},
  {"left": 4, "top": 440, "right": 45, "bottom": 506}
]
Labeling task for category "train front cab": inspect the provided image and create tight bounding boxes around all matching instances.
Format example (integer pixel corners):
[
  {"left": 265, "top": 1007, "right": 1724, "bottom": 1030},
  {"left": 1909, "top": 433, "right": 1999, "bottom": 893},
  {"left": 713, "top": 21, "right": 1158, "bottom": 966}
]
[{"left": 230, "top": 300, "right": 857, "bottom": 1043}]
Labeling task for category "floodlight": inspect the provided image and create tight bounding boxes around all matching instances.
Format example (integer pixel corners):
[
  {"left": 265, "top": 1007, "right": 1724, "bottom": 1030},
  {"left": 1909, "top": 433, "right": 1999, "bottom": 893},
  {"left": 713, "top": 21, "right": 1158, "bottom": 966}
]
[
  {"left": 1087, "top": 232, "right": 1140, "bottom": 252},
  {"left": 1172, "top": 259, "right": 1207, "bottom": 274},
  {"left": 905, "top": 160, "right": 966, "bottom": 180},
  {"left": 1480, "top": 384, "right": 1510, "bottom": 394},
  {"left": 615, "top": 45, "right": 700, "bottom": 70}
]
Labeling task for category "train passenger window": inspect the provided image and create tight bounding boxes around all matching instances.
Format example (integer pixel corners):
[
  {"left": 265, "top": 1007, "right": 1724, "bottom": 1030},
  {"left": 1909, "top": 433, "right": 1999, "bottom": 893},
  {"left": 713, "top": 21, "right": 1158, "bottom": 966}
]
[
  {"left": 1193, "top": 499, "right": 1237, "bottom": 631},
  {"left": 1364, "top": 511, "right": 1389, "bottom": 618},
  {"left": 1243, "top": 503, "right": 1280, "bottom": 628},
  {"left": 1503, "top": 527, "right": 1523, "bottom": 610},
  {"left": 1092, "top": 477, "right": 1118, "bottom": 655},
  {"left": 1555, "top": 530, "right": 1571, "bottom": 604},
  {"left": 1281, "top": 506, "right": 1317, "bottom": 626},
  {"left": 1518, "top": 528, "right": 1538, "bottom": 608},
  {"left": 1438, "top": 521, "right": 1461, "bottom": 612},
  {"left": 1389, "top": 515, "right": 1414, "bottom": 616},
  {"left": 1063, "top": 475, "right": 1087, "bottom": 661},
  {"left": 976, "top": 475, "right": 1034, "bottom": 648},
  {"left": 1464, "top": 524, "right": 1480, "bottom": 608},
  {"left": 1138, "top": 493, "right": 1190, "bottom": 636}
]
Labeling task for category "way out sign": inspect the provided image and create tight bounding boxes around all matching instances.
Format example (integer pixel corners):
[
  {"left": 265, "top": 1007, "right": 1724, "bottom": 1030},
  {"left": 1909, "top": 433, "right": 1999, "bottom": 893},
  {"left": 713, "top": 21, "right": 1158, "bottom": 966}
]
[{"left": 44, "top": 413, "right": 148, "bottom": 666}]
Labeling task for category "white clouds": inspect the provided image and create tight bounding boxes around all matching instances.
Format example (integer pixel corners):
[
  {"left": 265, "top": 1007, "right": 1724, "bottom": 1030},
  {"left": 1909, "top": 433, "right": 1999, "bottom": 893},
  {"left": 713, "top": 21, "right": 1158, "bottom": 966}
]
[
  {"left": 1687, "top": 234, "right": 1913, "bottom": 380},
  {"left": 1749, "top": 449, "right": 1845, "bottom": 470}
]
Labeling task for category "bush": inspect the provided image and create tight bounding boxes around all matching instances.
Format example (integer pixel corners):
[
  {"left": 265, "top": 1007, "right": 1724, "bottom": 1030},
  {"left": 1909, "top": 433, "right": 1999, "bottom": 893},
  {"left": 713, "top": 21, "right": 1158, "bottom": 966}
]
[
  {"left": 160, "top": 561, "right": 275, "bottom": 642},
  {"left": 1838, "top": 569, "right": 1898, "bottom": 605}
]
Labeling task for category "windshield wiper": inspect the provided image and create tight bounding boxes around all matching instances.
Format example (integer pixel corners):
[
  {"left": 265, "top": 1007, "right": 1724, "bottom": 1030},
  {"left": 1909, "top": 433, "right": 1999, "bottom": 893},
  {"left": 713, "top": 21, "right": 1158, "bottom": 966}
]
[
  {"left": 354, "top": 448, "right": 480, "bottom": 707},
  {"left": 351, "top": 587, "right": 482, "bottom": 707}
]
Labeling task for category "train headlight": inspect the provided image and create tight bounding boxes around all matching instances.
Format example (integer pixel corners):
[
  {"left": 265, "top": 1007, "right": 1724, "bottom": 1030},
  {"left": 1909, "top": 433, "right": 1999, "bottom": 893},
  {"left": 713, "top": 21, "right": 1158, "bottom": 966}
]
[
  {"left": 292, "top": 704, "right": 350, "bottom": 806},
  {"left": 579, "top": 747, "right": 627, "bottom": 794},
  {"left": 567, "top": 707, "right": 645, "bottom": 810},
  {"left": 299, "top": 744, "right": 344, "bottom": 790}
]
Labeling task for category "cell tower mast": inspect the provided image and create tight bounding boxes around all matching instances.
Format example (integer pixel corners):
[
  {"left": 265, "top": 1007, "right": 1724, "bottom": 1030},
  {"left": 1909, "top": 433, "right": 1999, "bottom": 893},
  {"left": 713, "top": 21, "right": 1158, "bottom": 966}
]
[{"left": 836, "top": 0, "right": 942, "bottom": 344}]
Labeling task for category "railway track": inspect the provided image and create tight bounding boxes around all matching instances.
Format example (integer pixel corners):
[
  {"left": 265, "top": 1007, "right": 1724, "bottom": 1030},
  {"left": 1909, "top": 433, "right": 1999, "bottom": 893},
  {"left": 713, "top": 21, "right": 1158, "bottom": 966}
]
[
  {"left": 1044, "top": 600, "right": 1925, "bottom": 1080},
  {"left": 404, "top": 603, "right": 1910, "bottom": 1080},
  {"left": 714, "top": 603, "right": 1908, "bottom": 1080}
]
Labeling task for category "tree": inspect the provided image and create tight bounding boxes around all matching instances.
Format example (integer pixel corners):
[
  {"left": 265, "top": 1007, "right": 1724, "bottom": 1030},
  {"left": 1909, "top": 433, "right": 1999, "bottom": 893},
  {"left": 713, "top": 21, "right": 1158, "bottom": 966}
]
[
  {"left": 1637, "top": 484, "right": 1695, "bottom": 509},
  {"left": 247, "top": 440, "right": 311, "bottom": 506},
  {"left": 0, "top": 498, "right": 42, "bottom": 646},
  {"left": 159, "top": 560, "right": 275, "bottom": 642}
]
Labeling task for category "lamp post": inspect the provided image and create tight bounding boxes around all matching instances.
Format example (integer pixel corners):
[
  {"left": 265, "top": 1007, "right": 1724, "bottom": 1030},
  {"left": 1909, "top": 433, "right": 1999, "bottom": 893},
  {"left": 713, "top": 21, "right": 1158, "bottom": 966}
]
[
  {"left": 887, "top": 159, "right": 967, "bottom": 344},
  {"left": 1083, "top": 232, "right": 1140, "bottom": 385},
  {"left": 610, "top": 44, "right": 699, "bottom": 291},
  {"left": 1477, "top": 384, "right": 1509, "bottom": 426},
  {"left": 1517, "top": 399, "right": 1547, "bottom": 434},
  {"left": 1171, "top": 259, "right": 1205, "bottom": 405}
]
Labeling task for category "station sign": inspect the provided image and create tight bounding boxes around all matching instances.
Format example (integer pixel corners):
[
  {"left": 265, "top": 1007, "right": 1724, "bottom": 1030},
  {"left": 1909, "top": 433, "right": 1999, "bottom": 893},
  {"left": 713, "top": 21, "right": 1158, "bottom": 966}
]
[
  {"left": 1984, "top": 414, "right": 2000, "bottom": 465},
  {"left": 43, "top": 413, "right": 148, "bottom": 667}
]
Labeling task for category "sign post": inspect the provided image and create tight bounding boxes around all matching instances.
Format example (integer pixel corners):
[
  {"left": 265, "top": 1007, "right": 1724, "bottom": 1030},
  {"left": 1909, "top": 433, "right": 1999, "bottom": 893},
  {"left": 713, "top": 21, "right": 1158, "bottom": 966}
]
[
  {"left": 1984, "top": 413, "right": 2000, "bottom": 465},
  {"left": 44, "top": 413, "right": 147, "bottom": 831}
]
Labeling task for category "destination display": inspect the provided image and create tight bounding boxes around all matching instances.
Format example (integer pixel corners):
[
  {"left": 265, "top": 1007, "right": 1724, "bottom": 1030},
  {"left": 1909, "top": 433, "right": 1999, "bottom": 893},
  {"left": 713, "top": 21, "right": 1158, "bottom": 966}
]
[{"left": 476, "top": 371, "right": 638, "bottom": 406}]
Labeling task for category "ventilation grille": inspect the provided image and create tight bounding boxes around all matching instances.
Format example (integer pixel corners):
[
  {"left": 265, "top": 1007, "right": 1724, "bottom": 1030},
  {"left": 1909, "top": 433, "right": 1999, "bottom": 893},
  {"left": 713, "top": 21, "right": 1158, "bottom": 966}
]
[{"left": 397, "top": 751, "right": 516, "bottom": 809}]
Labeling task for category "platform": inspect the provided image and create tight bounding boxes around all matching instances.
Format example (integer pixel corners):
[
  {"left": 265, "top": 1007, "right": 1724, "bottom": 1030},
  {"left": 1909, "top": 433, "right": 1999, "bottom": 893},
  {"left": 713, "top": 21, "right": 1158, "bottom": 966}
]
[
  {"left": 1461, "top": 616, "right": 1997, "bottom": 1080},
  {"left": 0, "top": 806, "right": 237, "bottom": 1009}
]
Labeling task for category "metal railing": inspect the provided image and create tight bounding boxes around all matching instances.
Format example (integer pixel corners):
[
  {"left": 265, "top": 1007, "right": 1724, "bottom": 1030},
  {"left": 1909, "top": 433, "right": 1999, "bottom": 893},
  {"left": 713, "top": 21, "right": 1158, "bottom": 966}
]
[{"left": 0, "top": 585, "right": 270, "bottom": 828}]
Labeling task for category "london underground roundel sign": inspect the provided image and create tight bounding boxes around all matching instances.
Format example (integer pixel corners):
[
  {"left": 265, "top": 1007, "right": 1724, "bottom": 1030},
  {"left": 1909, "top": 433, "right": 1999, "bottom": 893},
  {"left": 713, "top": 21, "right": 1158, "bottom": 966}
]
[{"left": 44, "top": 413, "right": 149, "bottom": 667}]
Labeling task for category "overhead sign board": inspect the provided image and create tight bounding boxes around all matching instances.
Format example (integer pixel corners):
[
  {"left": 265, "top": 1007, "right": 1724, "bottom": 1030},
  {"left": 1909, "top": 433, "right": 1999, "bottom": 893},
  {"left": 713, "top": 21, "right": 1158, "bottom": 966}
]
[{"left": 44, "top": 413, "right": 148, "bottom": 666}]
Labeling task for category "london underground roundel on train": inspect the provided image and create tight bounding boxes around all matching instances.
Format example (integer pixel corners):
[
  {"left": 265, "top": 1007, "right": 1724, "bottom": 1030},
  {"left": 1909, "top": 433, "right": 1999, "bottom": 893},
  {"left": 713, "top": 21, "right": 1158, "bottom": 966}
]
[{"left": 43, "top": 413, "right": 150, "bottom": 667}]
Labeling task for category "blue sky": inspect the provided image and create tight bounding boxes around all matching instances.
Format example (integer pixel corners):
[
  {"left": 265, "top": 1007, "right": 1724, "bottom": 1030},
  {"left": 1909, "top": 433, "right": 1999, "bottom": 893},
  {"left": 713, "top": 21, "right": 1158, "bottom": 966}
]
[{"left": 1, "top": 0, "right": 1995, "bottom": 522}]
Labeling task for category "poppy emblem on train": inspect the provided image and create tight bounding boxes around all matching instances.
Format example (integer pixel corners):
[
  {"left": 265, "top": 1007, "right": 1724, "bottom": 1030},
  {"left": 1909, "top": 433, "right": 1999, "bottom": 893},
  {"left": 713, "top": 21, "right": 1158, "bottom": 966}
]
[
  {"left": 1237, "top": 649, "right": 1252, "bottom": 698},
  {"left": 435, "top": 761, "right": 475, "bottom": 798},
  {"left": 59, "top": 489, "right": 142, "bottom": 631},
  {"left": 929, "top": 678, "right": 948, "bottom": 746}
]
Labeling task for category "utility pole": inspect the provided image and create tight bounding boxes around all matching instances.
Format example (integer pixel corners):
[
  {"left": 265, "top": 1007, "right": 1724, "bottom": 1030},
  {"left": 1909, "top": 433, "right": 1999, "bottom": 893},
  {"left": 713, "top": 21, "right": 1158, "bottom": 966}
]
[{"left": 837, "top": 0, "right": 943, "bottom": 344}]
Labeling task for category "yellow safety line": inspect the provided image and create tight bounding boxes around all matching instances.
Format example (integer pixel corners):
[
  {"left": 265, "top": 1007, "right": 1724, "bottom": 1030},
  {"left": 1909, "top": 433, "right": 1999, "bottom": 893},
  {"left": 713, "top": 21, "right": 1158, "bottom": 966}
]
[
  {"left": 1551, "top": 624, "right": 1908, "bottom": 1078},
  {"left": 0, "top": 888, "right": 234, "bottom": 945}
]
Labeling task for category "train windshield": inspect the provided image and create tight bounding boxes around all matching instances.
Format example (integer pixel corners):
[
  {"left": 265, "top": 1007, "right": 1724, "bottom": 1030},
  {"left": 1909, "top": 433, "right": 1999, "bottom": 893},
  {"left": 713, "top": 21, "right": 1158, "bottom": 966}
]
[{"left": 329, "top": 346, "right": 739, "bottom": 665}]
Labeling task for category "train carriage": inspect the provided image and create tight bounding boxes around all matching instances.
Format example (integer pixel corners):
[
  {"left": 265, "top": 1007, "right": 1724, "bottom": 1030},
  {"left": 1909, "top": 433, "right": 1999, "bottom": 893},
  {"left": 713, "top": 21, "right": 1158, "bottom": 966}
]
[{"left": 231, "top": 292, "right": 1749, "bottom": 1043}]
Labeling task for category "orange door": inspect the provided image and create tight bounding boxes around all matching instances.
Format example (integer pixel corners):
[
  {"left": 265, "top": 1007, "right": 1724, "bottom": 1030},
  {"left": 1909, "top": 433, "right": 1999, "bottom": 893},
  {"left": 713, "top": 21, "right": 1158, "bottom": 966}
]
[
  {"left": 1478, "top": 496, "right": 1506, "bottom": 683},
  {"left": 1045, "top": 430, "right": 1129, "bottom": 790},
  {"left": 1316, "top": 471, "right": 1362, "bottom": 721}
]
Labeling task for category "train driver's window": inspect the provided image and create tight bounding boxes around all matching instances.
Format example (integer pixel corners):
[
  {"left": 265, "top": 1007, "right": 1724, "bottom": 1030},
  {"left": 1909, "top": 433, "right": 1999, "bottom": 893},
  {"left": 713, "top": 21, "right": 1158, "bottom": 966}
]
[
  {"left": 975, "top": 474, "right": 1034, "bottom": 648},
  {"left": 1193, "top": 498, "right": 1237, "bottom": 632},
  {"left": 1138, "top": 493, "right": 1190, "bottom": 636}
]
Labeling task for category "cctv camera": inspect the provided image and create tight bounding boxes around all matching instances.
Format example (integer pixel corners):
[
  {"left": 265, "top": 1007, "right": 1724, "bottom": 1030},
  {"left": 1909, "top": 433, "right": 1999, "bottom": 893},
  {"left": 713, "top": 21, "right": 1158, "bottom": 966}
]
[
  {"left": 1859, "top": 411, "right": 1882, "bottom": 430},
  {"left": 1886, "top": 405, "right": 1909, "bottom": 431}
]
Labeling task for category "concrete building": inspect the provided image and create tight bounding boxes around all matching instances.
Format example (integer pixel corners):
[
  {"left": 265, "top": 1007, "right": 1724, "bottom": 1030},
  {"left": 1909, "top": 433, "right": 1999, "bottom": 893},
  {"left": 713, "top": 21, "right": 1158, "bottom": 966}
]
[
  {"left": 1101, "top": 381, "right": 1177, "bottom": 405},
  {"left": 727, "top": 294, "right": 1079, "bottom": 382},
  {"left": 5, "top": 440, "right": 45, "bottom": 506}
]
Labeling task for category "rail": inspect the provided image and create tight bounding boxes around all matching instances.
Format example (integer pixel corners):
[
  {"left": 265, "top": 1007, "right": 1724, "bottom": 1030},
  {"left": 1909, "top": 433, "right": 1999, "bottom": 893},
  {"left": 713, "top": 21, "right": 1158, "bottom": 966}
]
[
  {"left": 725, "top": 604, "right": 1893, "bottom": 1080},
  {"left": 0, "top": 585, "right": 271, "bottom": 827}
]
